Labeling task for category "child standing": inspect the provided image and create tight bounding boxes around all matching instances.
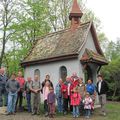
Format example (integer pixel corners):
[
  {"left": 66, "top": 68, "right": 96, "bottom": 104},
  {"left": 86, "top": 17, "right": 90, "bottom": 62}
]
[
  {"left": 43, "top": 81, "right": 50, "bottom": 117},
  {"left": 47, "top": 87, "right": 55, "bottom": 118},
  {"left": 83, "top": 92, "right": 93, "bottom": 119},
  {"left": 71, "top": 87, "right": 81, "bottom": 118}
]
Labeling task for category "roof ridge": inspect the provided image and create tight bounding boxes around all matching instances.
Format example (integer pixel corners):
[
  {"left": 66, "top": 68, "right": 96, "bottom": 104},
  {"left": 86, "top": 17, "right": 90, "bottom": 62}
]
[{"left": 35, "top": 21, "right": 91, "bottom": 41}]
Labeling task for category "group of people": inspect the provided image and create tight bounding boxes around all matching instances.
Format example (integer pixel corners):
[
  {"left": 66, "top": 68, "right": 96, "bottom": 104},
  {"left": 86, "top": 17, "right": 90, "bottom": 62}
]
[{"left": 0, "top": 68, "right": 109, "bottom": 119}]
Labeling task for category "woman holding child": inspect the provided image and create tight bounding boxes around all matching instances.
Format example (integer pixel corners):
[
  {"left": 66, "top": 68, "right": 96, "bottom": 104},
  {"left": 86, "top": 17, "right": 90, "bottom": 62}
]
[{"left": 86, "top": 79, "right": 96, "bottom": 111}]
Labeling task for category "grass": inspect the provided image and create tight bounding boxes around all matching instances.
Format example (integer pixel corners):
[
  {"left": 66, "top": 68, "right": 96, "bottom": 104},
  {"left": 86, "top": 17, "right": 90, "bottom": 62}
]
[{"left": 20, "top": 100, "right": 120, "bottom": 120}]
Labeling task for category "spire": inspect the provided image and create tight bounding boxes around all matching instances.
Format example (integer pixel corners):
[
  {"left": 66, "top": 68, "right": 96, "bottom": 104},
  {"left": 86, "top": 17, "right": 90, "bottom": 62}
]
[{"left": 69, "top": 0, "right": 83, "bottom": 30}]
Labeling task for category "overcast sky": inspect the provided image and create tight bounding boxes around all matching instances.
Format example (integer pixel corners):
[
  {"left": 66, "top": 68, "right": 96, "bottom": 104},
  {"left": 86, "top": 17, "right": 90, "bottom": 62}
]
[{"left": 86, "top": 0, "right": 120, "bottom": 41}]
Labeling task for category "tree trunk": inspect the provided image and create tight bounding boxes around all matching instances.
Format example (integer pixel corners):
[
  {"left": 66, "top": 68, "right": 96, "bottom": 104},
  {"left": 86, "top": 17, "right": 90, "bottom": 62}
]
[{"left": 0, "top": 30, "right": 6, "bottom": 68}]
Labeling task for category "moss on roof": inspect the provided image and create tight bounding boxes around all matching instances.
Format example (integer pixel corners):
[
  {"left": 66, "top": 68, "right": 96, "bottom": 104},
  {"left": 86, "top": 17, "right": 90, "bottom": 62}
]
[{"left": 22, "top": 22, "right": 91, "bottom": 63}]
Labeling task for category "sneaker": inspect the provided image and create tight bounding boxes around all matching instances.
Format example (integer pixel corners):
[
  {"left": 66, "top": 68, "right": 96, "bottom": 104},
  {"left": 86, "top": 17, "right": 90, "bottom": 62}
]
[
  {"left": 45, "top": 112, "right": 48, "bottom": 117},
  {"left": 86, "top": 116, "right": 90, "bottom": 119},
  {"left": 5, "top": 112, "right": 11, "bottom": 115},
  {"left": 103, "top": 112, "right": 106, "bottom": 116},
  {"left": 63, "top": 111, "right": 67, "bottom": 115},
  {"left": 76, "top": 115, "right": 79, "bottom": 118},
  {"left": 31, "top": 112, "right": 36, "bottom": 115},
  {"left": 73, "top": 115, "right": 76, "bottom": 118}
]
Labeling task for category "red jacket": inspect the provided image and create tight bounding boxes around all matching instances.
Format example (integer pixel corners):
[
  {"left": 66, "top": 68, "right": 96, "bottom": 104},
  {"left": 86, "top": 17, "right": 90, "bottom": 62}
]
[
  {"left": 73, "top": 80, "right": 79, "bottom": 88},
  {"left": 16, "top": 77, "right": 25, "bottom": 90},
  {"left": 61, "top": 82, "right": 74, "bottom": 99},
  {"left": 71, "top": 92, "right": 81, "bottom": 106}
]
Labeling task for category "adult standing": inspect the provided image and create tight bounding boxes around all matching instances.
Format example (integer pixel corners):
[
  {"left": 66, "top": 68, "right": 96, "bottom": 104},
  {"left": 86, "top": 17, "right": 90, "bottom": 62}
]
[
  {"left": 41, "top": 75, "right": 53, "bottom": 93},
  {"left": 71, "top": 72, "right": 79, "bottom": 87},
  {"left": 61, "top": 76, "right": 73, "bottom": 115},
  {"left": 86, "top": 79, "right": 96, "bottom": 111},
  {"left": 77, "top": 77, "right": 86, "bottom": 114},
  {"left": 24, "top": 77, "right": 33, "bottom": 112},
  {"left": 96, "top": 74, "right": 109, "bottom": 116},
  {"left": 0, "top": 68, "right": 8, "bottom": 107},
  {"left": 30, "top": 75, "right": 41, "bottom": 115},
  {"left": 6, "top": 73, "right": 20, "bottom": 115},
  {"left": 77, "top": 78, "right": 86, "bottom": 99},
  {"left": 55, "top": 79, "right": 63, "bottom": 113},
  {"left": 16, "top": 71, "right": 25, "bottom": 111}
]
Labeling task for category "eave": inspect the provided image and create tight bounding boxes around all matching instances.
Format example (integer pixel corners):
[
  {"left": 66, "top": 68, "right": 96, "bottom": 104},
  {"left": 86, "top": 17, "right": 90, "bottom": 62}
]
[{"left": 21, "top": 53, "right": 78, "bottom": 67}]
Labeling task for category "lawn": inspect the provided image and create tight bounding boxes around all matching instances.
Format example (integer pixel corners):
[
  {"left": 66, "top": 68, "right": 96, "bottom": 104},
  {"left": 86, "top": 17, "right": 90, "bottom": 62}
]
[{"left": 0, "top": 101, "right": 120, "bottom": 120}]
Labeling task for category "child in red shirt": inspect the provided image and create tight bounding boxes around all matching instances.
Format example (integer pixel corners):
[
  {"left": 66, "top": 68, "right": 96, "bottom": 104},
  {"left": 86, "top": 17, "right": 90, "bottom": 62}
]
[{"left": 71, "top": 87, "right": 81, "bottom": 118}]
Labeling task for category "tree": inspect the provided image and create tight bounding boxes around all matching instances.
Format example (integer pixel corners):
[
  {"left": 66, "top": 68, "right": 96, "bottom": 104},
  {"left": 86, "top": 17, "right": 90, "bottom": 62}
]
[
  {"left": 102, "top": 57, "right": 120, "bottom": 101},
  {"left": 0, "top": 0, "right": 17, "bottom": 68},
  {"left": 2, "top": 0, "right": 51, "bottom": 74},
  {"left": 2, "top": 0, "right": 108, "bottom": 75},
  {"left": 101, "top": 38, "right": 120, "bottom": 101},
  {"left": 104, "top": 38, "right": 120, "bottom": 61}
]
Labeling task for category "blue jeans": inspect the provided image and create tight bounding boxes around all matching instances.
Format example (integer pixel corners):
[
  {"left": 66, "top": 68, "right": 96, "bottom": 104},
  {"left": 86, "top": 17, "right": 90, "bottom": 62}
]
[
  {"left": 26, "top": 93, "right": 31, "bottom": 112},
  {"left": 57, "top": 97, "right": 63, "bottom": 112},
  {"left": 85, "top": 109, "right": 91, "bottom": 117},
  {"left": 73, "top": 106, "right": 79, "bottom": 117},
  {"left": 7, "top": 92, "right": 17, "bottom": 113}
]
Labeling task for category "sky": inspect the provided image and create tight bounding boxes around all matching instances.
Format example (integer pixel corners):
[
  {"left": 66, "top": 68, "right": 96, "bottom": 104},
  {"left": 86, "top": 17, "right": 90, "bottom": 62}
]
[{"left": 86, "top": 0, "right": 120, "bottom": 41}]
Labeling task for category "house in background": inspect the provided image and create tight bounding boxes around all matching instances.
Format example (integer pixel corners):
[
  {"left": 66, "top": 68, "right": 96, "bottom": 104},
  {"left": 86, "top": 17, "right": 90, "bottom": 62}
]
[{"left": 21, "top": 0, "right": 108, "bottom": 101}]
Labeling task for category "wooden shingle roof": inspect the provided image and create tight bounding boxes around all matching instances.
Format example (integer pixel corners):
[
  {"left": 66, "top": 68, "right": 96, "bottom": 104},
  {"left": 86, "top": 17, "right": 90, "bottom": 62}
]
[
  {"left": 80, "top": 48, "right": 108, "bottom": 65},
  {"left": 21, "top": 21, "right": 106, "bottom": 67}
]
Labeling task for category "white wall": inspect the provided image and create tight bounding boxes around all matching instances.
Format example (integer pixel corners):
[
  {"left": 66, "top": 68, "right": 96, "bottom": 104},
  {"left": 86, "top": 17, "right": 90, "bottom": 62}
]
[
  {"left": 24, "top": 59, "right": 81, "bottom": 102},
  {"left": 78, "top": 31, "right": 98, "bottom": 82},
  {"left": 79, "top": 31, "right": 97, "bottom": 58}
]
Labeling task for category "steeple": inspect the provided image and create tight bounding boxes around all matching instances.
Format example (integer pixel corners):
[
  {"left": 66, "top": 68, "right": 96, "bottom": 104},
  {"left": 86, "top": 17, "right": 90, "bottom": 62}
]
[{"left": 69, "top": 0, "right": 83, "bottom": 30}]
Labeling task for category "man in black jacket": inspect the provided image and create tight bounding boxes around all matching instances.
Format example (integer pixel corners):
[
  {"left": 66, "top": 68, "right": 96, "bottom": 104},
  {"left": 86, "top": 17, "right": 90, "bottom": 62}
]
[
  {"left": 0, "top": 68, "right": 8, "bottom": 107},
  {"left": 97, "top": 74, "right": 109, "bottom": 116}
]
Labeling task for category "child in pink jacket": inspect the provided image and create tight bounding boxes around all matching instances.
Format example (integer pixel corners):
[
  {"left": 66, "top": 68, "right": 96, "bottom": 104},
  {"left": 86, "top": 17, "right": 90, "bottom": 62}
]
[
  {"left": 83, "top": 92, "right": 93, "bottom": 119},
  {"left": 71, "top": 87, "right": 81, "bottom": 118}
]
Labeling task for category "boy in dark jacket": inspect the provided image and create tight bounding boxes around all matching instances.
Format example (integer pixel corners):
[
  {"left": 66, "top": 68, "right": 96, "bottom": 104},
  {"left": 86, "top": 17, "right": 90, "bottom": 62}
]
[{"left": 47, "top": 87, "right": 55, "bottom": 118}]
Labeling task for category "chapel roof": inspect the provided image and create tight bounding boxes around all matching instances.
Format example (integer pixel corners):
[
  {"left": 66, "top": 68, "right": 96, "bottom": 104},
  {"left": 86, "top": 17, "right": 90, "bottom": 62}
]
[
  {"left": 21, "top": 0, "right": 108, "bottom": 67},
  {"left": 21, "top": 22, "right": 90, "bottom": 66}
]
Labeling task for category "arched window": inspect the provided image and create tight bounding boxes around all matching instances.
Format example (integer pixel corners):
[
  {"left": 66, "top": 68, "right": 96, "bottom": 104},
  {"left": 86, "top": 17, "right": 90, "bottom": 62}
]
[
  {"left": 84, "top": 65, "right": 93, "bottom": 84},
  {"left": 60, "top": 66, "right": 67, "bottom": 82},
  {"left": 34, "top": 69, "right": 40, "bottom": 81}
]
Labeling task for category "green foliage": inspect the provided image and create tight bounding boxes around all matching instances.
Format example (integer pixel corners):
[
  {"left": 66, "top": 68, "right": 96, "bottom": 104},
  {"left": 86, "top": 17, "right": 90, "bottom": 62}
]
[
  {"left": 101, "top": 55, "right": 120, "bottom": 101},
  {"left": 0, "top": 0, "right": 109, "bottom": 78}
]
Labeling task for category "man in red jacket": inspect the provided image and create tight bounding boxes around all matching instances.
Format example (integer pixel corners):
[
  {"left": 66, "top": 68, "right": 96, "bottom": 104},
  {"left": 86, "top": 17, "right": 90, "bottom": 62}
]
[
  {"left": 61, "top": 76, "right": 74, "bottom": 115},
  {"left": 16, "top": 71, "right": 25, "bottom": 111}
]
